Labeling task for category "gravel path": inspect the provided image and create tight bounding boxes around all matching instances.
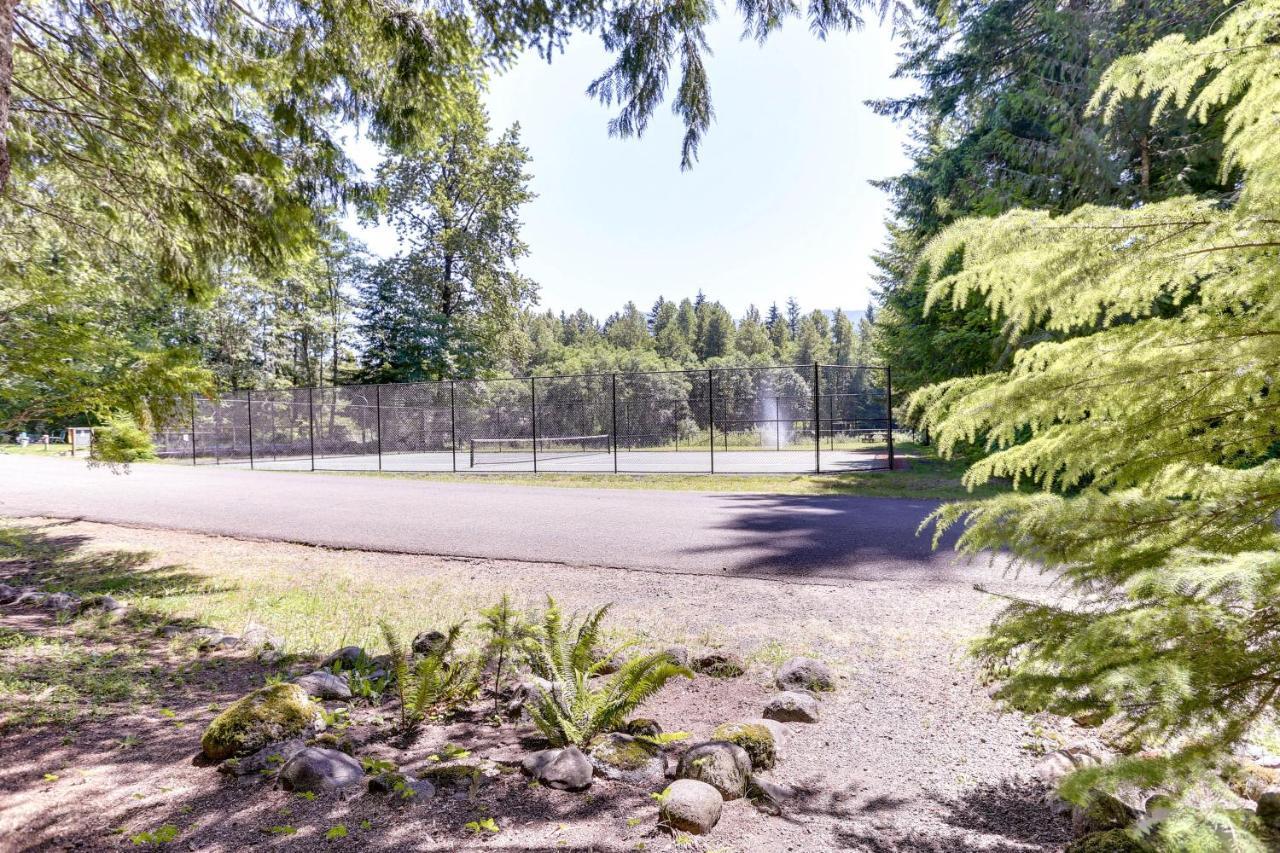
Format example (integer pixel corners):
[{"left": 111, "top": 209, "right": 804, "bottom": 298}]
[{"left": 0, "top": 518, "right": 1073, "bottom": 851}]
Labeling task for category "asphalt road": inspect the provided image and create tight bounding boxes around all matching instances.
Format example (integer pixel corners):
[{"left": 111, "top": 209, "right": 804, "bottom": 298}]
[{"left": 0, "top": 455, "right": 999, "bottom": 585}]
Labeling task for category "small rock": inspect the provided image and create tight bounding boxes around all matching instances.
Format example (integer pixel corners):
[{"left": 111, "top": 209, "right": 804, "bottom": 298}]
[
  {"left": 1071, "top": 790, "right": 1140, "bottom": 837},
  {"left": 411, "top": 631, "right": 446, "bottom": 656},
  {"left": 211, "top": 635, "right": 242, "bottom": 650},
  {"left": 750, "top": 718, "right": 791, "bottom": 757},
  {"left": 278, "top": 747, "right": 364, "bottom": 793},
  {"left": 1034, "top": 745, "right": 1107, "bottom": 785},
  {"left": 219, "top": 738, "right": 308, "bottom": 777},
  {"left": 591, "top": 647, "right": 626, "bottom": 675},
  {"left": 748, "top": 776, "right": 797, "bottom": 816},
  {"left": 157, "top": 625, "right": 184, "bottom": 639},
  {"left": 522, "top": 746, "right": 593, "bottom": 791},
  {"left": 1257, "top": 790, "right": 1280, "bottom": 829},
  {"left": 369, "top": 771, "right": 435, "bottom": 804},
  {"left": 320, "top": 645, "right": 365, "bottom": 669},
  {"left": 588, "top": 733, "right": 666, "bottom": 788},
  {"left": 242, "top": 622, "right": 284, "bottom": 651},
  {"left": 775, "top": 657, "right": 835, "bottom": 692},
  {"left": 0, "top": 583, "right": 17, "bottom": 604},
  {"left": 692, "top": 651, "right": 745, "bottom": 678},
  {"left": 664, "top": 646, "right": 690, "bottom": 668},
  {"left": 292, "top": 670, "right": 352, "bottom": 701},
  {"left": 12, "top": 589, "right": 47, "bottom": 607},
  {"left": 44, "top": 592, "right": 81, "bottom": 614},
  {"left": 257, "top": 648, "right": 286, "bottom": 666},
  {"left": 95, "top": 594, "right": 122, "bottom": 612},
  {"left": 623, "top": 718, "right": 663, "bottom": 738},
  {"left": 658, "top": 779, "right": 722, "bottom": 835},
  {"left": 676, "top": 742, "right": 752, "bottom": 800},
  {"left": 763, "top": 691, "right": 819, "bottom": 723}
]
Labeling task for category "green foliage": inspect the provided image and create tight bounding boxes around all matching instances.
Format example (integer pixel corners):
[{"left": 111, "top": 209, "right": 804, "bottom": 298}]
[
  {"left": 378, "top": 620, "right": 477, "bottom": 730},
  {"left": 129, "top": 824, "right": 180, "bottom": 846},
  {"left": 357, "top": 94, "right": 536, "bottom": 382},
  {"left": 199, "top": 683, "right": 318, "bottom": 761},
  {"left": 90, "top": 414, "right": 156, "bottom": 465},
  {"left": 323, "top": 825, "right": 349, "bottom": 841},
  {"left": 910, "top": 0, "right": 1280, "bottom": 836},
  {"left": 523, "top": 598, "right": 692, "bottom": 747},
  {"left": 479, "top": 594, "right": 532, "bottom": 716}
]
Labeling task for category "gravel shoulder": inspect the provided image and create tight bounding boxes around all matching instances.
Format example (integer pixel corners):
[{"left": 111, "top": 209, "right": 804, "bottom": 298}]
[{"left": 0, "top": 517, "right": 1073, "bottom": 851}]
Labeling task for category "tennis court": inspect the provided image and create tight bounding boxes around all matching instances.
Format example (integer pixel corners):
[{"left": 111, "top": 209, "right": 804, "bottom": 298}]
[{"left": 154, "top": 364, "right": 896, "bottom": 475}]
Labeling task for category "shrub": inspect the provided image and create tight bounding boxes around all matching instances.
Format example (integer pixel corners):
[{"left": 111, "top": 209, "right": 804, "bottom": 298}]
[
  {"left": 524, "top": 597, "right": 692, "bottom": 747},
  {"left": 90, "top": 413, "right": 156, "bottom": 464}
]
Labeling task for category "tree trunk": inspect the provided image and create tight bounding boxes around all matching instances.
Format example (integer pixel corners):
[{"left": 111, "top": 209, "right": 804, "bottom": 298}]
[{"left": 0, "top": 0, "right": 15, "bottom": 194}]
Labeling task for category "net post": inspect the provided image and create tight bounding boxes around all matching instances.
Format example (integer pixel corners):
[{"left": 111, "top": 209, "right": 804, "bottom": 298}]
[
  {"left": 611, "top": 373, "right": 619, "bottom": 474},
  {"left": 886, "top": 365, "right": 895, "bottom": 471},
  {"left": 450, "top": 381, "right": 458, "bottom": 472},
  {"left": 530, "top": 376, "right": 539, "bottom": 473},
  {"left": 190, "top": 394, "right": 198, "bottom": 466},
  {"left": 375, "top": 385, "right": 383, "bottom": 471},
  {"left": 708, "top": 369, "right": 715, "bottom": 474},
  {"left": 308, "top": 387, "right": 316, "bottom": 471},
  {"left": 813, "top": 362, "right": 821, "bottom": 474},
  {"left": 246, "top": 388, "right": 255, "bottom": 470}
]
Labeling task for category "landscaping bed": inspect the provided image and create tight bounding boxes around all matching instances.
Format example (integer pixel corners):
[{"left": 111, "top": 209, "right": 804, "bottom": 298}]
[{"left": 0, "top": 517, "right": 1075, "bottom": 851}]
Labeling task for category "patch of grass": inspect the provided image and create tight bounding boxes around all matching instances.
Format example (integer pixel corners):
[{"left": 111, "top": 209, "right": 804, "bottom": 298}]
[{"left": 315, "top": 441, "right": 1006, "bottom": 501}]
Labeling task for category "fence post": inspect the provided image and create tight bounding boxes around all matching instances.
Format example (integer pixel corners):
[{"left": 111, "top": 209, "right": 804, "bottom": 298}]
[
  {"left": 530, "top": 376, "right": 539, "bottom": 473},
  {"left": 190, "top": 394, "right": 198, "bottom": 466},
  {"left": 308, "top": 388, "right": 316, "bottom": 471},
  {"left": 708, "top": 369, "right": 715, "bottom": 474},
  {"left": 246, "top": 389, "right": 255, "bottom": 470},
  {"left": 775, "top": 397, "right": 780, "bottom": 451},
  {"left": 449, "top": 381, "right": 458, "bottom": 472},
  {"left": 886, "top": 366, "right": 895, "bottom": 471},
  {"left": 812, "top": 362, "right": 821, "bottom": 474},
  {"left": 375, "top": 385, "right": 383, "bottom": 471},
  {"left": 611, "top": 373, "right": 619, "bottom": 474}
]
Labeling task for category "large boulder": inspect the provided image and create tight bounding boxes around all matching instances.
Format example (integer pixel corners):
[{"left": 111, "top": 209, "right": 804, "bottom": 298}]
[
  {"left": 763, "top": 691, "right": 819, "bottom": 723},
  {"left": 748, "top": 776, "right": 798, "bottom": 816},
  {"left": 676, "top": 742, "right": 752, "bottom": 800},
  {"left": 588, "top": 733, "right": 666, "bottom": 789},
  {"left": 659, "top": 779, "right": 723, "bottom": 835},
  {"left": 712, "top": 721, "right": 777, "bottom": 770},
  {"left": 522, "top": 746, "right": 593, "bottom": 791},
  {"left": 775, "top": 657, "right": 835, "bottom": 693},
  {"left": 200, "top": 683, "right": 323, "bottom": 761},
  {"left": 1034, "top": 745, "right": 1107, "bottom": 786},
  {"left": 292, "top": 670, "right": 352, "bottom": 701},
  {"left": 278, "top": 747, "right": 363, "bottom": 793},
  {"left": 242, "top": 622, "right": 285, "bottom": 651}
]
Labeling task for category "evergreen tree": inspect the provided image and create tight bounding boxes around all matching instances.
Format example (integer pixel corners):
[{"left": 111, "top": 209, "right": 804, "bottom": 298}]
[
  {"left": 359, "top": 97, "right": 536, "bottom": 381},
  {"left": 604, "top": 302, "right": 651, "bottom": 350},
  {"left": 734, "top": 305, "right": 773, "bottom": 359},
  {"left": 785, "top": 297, "right": 802, "bottom": 335},
  {"left": 913, "top": 5, "right": 1280, "bottom": 844},
  {"left": 830, "top": 309, "right": 856, "bottom": 366}
]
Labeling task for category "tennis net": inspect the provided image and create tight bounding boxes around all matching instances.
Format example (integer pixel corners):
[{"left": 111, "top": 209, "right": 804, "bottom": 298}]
[{"left": 469, "top": 434, "right": 612, "bottom": 467}]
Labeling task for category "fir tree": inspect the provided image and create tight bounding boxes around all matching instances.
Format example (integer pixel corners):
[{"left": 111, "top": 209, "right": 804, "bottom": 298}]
[{"left": 912, "top": 4, "right": 1280, "bottom": 844}]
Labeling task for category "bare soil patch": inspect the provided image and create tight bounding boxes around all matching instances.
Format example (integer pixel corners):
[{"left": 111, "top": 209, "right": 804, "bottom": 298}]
[{"left": 0, "top": 517, "right": 1074, "bottom": 851}]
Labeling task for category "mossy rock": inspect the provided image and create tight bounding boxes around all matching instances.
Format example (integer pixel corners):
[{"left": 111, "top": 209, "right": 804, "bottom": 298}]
[
  {"left": 692, "top": 652, "right": 745, "bottom": 678},
  {"left": 1064, "top": 830, "right": 1149, "bottom": 853},
  {"left": 200, "top": 683, "right": 321, "bottom": 761},
  {"left": 590, "top": 733, "right": 661, "bottom": 771},
  {"left": 418, "top": 762, "right": 483, "bottom": 786},
  {"left": 712, "top": 722, "right": 776, "bottom": 770}
]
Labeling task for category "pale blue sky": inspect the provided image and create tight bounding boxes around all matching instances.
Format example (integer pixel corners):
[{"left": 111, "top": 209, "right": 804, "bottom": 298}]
[{"left": 345, "top": 18, "right": 913, "bottom": 320}]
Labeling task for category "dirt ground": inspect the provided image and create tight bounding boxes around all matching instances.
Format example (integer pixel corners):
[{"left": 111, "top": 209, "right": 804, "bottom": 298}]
[{"left": 0, "top": 517, "right": 1075, "bottom": 852}]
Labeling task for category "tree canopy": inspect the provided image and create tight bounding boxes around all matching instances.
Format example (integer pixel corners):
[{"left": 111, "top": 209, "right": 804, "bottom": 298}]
[{"left": 910, "top": 1, "right": 1280, "bottom": 844}]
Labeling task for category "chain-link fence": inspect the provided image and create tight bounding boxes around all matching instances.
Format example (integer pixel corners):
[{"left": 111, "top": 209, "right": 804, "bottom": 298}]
[{"left": 154, "top": 364, "right": 894, "bottom": 474}]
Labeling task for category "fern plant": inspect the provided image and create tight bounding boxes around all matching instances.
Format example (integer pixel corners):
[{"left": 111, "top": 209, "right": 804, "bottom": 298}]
[
  {"left": 379, "top": 620, "right": 478, "bottom": 730},
  {"left": 523, "top": 598, "right": 692, "bottom": 747},
  {"left": 479, "top": 594, "right": 532, "bottom": 716}
]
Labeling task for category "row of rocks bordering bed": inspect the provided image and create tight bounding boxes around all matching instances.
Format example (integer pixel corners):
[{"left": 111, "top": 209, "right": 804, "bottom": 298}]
[
  {"left": 0, "top": 583, "right": 131, "bottom": 622},
  {"left": 195, "top": 642, "right": 839, "bottom": 838}
]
